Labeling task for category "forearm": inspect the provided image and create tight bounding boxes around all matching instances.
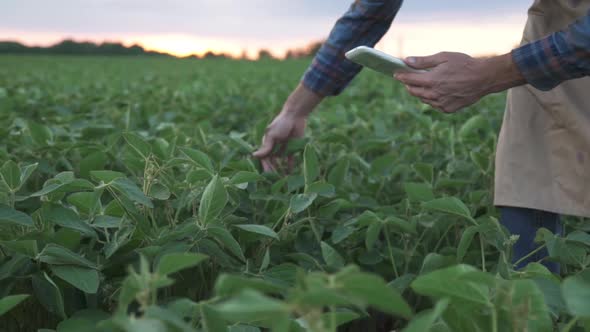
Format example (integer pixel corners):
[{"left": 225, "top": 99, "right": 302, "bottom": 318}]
[
  {"left": 283, "top": 83, "right": 324, "bottom": 117},
  {"left": 479, "top": 53, "right": 527, "bottom": 94}
]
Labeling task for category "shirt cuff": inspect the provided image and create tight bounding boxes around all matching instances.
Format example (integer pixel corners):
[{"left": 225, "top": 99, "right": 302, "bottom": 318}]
[
  {"left": 301, "top": 58, "right": 351, "bottom": 97},
  {"left": 511, "top": 35, "right": 571, "bottom": 91}
]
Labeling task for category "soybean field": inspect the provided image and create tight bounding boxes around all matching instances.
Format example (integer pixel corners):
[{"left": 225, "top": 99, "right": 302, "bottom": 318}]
[{"left": 0, "top": 55, "right": 589, "bottom": 332}]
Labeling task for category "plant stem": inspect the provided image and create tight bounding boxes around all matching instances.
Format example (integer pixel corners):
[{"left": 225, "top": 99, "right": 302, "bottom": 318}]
[
  {"left": 513, "top": 244, "right": 546, "bottom": 268},
  {"left": 480, "top": 234, "right": 486, "bottom": 272},
  {"left": 404, "top": 230, "right": 427, "bottom": 274},
  {"left": 490, "top": 305, "right": 498, "bottom": 332},
  {"left": 561, "top": 317, "right": 579, "bottom": 332},
  {"left": 433, "top": 223, "right": 453, "bottom": 252},
  {"left": 384, "top": 224, "right": 399, "bottom": 278}
]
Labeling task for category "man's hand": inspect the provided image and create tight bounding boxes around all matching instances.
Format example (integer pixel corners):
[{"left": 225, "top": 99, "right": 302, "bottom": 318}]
[
  {"left": 253, "top": 110, "right": 307, "bottom": 173},
  {"left": 395, "top": 52, "right": 526, "bottom": 113},
  {"left": 253, "top": 84, "right": 323, "bottom": 173}
]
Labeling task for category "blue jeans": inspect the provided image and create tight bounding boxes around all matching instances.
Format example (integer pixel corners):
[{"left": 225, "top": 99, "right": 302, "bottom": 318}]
[{"left": 499, "top": 207, "right": 563, "bottom": 273}]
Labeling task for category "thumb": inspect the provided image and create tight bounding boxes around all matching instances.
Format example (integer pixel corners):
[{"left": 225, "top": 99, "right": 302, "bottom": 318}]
[
  {"left": 252, "top": 135, "right": 275, "bottom": 158},
  {"left": 405, "top": 52, "right": 448, "bottom": 69}
]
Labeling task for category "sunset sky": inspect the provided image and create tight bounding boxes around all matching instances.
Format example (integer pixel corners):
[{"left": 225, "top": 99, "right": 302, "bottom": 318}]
[{"left": 2, "top": 0, "right": 533, "bottom": 58}]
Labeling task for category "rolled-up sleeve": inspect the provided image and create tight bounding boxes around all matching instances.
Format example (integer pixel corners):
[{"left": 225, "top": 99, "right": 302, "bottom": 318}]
[
  {"left": 301, "top": 0, "right": 403, "bottom": 96},
  {"left": 512, "top": 12, "right": 590, "bottom": 91}
]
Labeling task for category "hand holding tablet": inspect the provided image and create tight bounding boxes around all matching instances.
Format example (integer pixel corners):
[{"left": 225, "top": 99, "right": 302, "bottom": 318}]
[{"left": 345, "top": 46, "right": 426, "bottom": 77}]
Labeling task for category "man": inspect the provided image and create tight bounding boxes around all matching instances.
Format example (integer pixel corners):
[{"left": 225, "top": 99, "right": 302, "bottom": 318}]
[{"left": 253, "top": 0, "right": 590, "bottom": 273}]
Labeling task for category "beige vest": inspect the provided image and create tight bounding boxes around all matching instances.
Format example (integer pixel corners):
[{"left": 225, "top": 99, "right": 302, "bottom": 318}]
[{"left": 494, "top": 0, "right": 590, "bottom": 217}]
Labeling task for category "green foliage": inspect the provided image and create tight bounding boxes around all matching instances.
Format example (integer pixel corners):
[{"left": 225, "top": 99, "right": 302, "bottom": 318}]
[{"left": 0, "top": 55, "right": 588, "bottom": 332}]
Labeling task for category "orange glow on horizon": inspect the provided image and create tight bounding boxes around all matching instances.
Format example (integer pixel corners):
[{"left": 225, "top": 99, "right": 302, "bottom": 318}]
[{"left": 0, "top": 18, "right": 527, "bottom": 59}]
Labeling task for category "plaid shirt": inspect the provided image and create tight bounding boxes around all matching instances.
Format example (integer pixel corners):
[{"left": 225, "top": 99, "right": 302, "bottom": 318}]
[
  {"left": 512, "top": 12, "right": 590, "bottom": 91},
  {"left": 302, "top": 0, "right": 403, "bottom": 96},
  {"left": 303, "top": 1, "right": 590, "bottom": 96}
]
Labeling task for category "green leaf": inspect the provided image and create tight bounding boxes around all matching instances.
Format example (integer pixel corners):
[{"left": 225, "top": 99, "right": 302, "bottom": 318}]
[
  {"left": 319, "top": 311, "right": 360, "bottom": 330},
  {"left": 458, "top": 115, "right": 488, "bottom": 140},
  {"left": 92, "top": 215, "right": 122, "bottom": 228},
  {"left": 0, "top": 240, "right": 38, "bottom": 257},
  {"left": 28, "top": 121, "right": 54, "bottom": 146},
  {"left": 470, "top": 151, "right": 489, "bottom": 173},
  {"left": 157, "top": 252, "right": 208, "bottom": 276},
  {"left": 0, "top": 160, "right": 20, "bottom": 190},
  {"left": 208, "top": 226, "right": 246, "bottom": 262},
  {"left": 0, "top": 294, "right": 29, "bottom": 316},
  {"left": 412, "top": 163, "right": 434, "bottom": 184},
  {"left": 143, "top": 306, "right": 198, "bottom": 332},
  {"left": 234, "top": 224, "right": 278, "bottom": 240},
  {"left": 404, "top": 182, "right": 435, "bottom": 202},
  {"left": 307, "top": 181, "right": 335, "bottom": 198},
  {"left": 32, "top": 272, "right": 66, "bottom": 319},
  {"left": 303, "top": 144, "right": 319, "bottom": 186},
  {"left": 214, "top": 274, "right": 284, "bottom": 297},
  {"left": 320, "top": 241, "right": 345, "bottom": 269},
  {"left": 51, "top": 265, "right": 99, "bottom": 294},
  {"left": 215, "top": 290, "right": 287, "bottom": 321},
  {"left": 19, "top": 162, "right": 37, "bottom": 185},
  {"left": 46, "top": 205, "right": 97, "bottom": 238},
  {"left": 365, "top": 221, "right": 383, "bottom": 251},
  {"left": 402, "top": 299, "right": 449, "bottom": 332},
  {"left": 336, "top": 268, "right": 413, "bottom": 319},
  {"left": 457, "top": 226, "right": 479, "bottom": 262},
  {"left": 90, "top": 170, "right": 125, "bottom": 183},
  {"left": 111, "top": 178, "right": 153, "bottom": 208},
  {"left": 37, "top": 243, "right": 98, "bottom": 269},
  {"left": 422, "top": 197, "right": 474, "bottom": 223},
  {"left": 419, "top": 253, "right": 456, "bottom": 275},
  {"left": 567, "top": 231, "right": 590, "bottom": 247},
  {"left": 331, "top": 224, "right": 356, "bottom": 244},
  {"left": 123, "top": 132, "right": 152, "bottom": 159},
  {"left": 199, "top": 175, "right": 228, "bottom": 224},
  {"left": 79, "top": 151, "right": 108, "bottom": 179},
  {"left": 411, "top": 265, "right": 490, "bottom": 305},
  {"left": 148, "top": 183, "right": 171, "bottom": 200},
  {"left": 327, "top": 158, "right": 349, "bottom": 188},
  {"left": 562, "top": 274, "right": 590, "bottom": 318},
  {"left": 201, "top": 304, "right": 228, "bottom": 332},
  {"left": 495, "top": 279, "right": 552, "bottom": 331},
  {"left": 181, "top": 147, "right": 214, "bottom": 173},
  {"left": 55, "top": 309, "right": 109, "bottom": 332},
  {"left": 67, "top": 191, "right": 102, "bottom": 215},
  {"left": 384, "top": 216, "right": 416, "bottom": 234},
  {"left": 369, "top": 153, "right": 397, "bottom": 178},
  {"left": 289, "top": 193, "right": 317, "bottom": 214},
  {"left": 230, "top": 171, "right": 264, "bottom": 187},
  {"left": 0, "top": 205, "right": 33, "bottom": 227}
]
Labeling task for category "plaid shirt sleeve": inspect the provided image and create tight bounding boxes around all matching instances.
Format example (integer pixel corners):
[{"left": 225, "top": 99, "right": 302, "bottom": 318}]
[
  {"left": 512, "top": 12, "right": 590, "bottom": 91},
  {"left": 301, "top": 0, "right": 403, "bottom": 97}
]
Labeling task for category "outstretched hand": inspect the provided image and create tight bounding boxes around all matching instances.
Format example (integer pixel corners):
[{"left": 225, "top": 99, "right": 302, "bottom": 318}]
[
  {"left": 252, "top": 110, "right": 307, "bottom": 173},
  {"left": 395, "top": 52, "right": 525, "bottom": 113},
  {"left": 253, "top": 83, "right": 322, "bottom": 174}
]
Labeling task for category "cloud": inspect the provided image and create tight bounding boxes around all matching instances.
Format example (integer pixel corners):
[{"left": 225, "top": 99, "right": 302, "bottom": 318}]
[
  {"left": 3, "top": 0, "right": 531, "bottom": 39},
  {"left": 1, "top": 0, "right": 532, "bottom": 57}
]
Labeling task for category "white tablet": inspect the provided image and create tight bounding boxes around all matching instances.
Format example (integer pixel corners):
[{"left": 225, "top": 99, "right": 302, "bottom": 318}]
[{"left": 345, "top": 46, "right": 424, "bottom": 76}]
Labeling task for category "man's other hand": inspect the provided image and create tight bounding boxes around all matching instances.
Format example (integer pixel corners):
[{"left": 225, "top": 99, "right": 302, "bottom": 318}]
[{"left": 395, "top": 52, "right": 526, "bottom": 113}]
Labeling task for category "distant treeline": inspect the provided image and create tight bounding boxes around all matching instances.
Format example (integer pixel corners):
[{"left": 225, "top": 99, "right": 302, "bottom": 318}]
[
  {"left": 0, "top": 39, "right": 325, "bottom": 60},
  {"left": 0, "top": 40, "right": 171, "bottom": 57}
]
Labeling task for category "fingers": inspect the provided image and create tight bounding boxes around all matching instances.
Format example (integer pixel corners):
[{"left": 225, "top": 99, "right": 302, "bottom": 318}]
[
  {"left": 405, "top": 85, "right": 439, "bottom": 100},
  {"left": 260, "top": 158, "right": 276, "bottom": 173},
  {"left": 287, "top": 155, "right": 295, "bottom": 174},
  {"left": 404, "top": 52, "right": 449, "bottom": 69},
  {"left": 252, "top": 135, "right": 275, "bottom": 158},
  {"left": 395, "top": 72, "right": 433, "bottom": 87}
]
